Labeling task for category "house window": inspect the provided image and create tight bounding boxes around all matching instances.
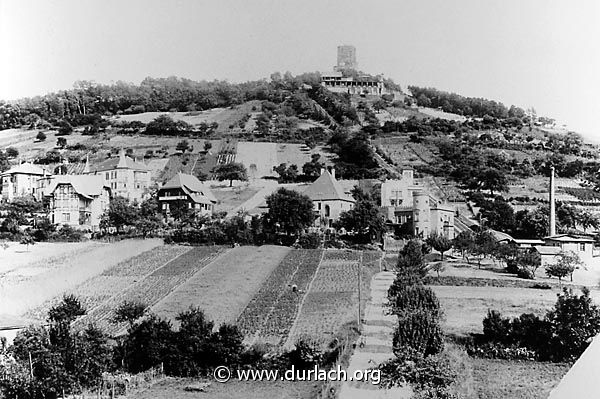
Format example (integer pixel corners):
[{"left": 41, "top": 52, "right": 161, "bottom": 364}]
[
  {"left": 63, "top": 213, "right": 70, "bottom": 222},
  {"left": 318, "top": 202, "right": 321, "bottom": 210},
  {"left": 580, "top": 243, "right": 586, "bottom": 251},
  {"left": 325, "top": 205, "right": 330, "bottom": 217},
  {"left": 105, "top": 172, "right": 109, "bottom": 180}
]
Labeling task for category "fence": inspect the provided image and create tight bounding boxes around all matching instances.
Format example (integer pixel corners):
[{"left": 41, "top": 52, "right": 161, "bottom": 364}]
[{"left": 66, "top": 365, "right": 165, "bottom": 399}]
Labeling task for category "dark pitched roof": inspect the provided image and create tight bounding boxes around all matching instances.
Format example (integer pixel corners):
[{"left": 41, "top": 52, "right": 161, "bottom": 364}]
[
  {"left": 302, "top": 170, "right": 354, "bottom": 202},
  {"left": 161, "top": 173, "right": 217, "bottom": 204}
]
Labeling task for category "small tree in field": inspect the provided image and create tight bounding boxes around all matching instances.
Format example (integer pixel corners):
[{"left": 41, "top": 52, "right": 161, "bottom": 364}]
[
  {"left": 430, "top": 262, "right": 445, "bottom": 279},
  {"left": 36, "top": 131, "right": 47, "bottom": 142},
  {"left": 19, "top": 234, "right": 34, "bottom": 252},
  {"left": 546, "top": 251, "right": 583, "bottom": 286},
  {"left": 426, "top": 232, "right": 452, "bottom": 260}
]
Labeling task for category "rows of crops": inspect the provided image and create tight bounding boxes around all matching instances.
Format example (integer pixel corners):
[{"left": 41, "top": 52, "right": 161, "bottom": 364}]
[
  {"left": 286, "top": 250, "right": 382, "bottom": 347},
  {"left": 237, "top": 249, "right": 323, "bottom": 346},
  {"left": 25, "top": 245, "right": 191, "bottom": 322},
  {"left": 74, "top": 246, "right": 225, "bottom": 336}
]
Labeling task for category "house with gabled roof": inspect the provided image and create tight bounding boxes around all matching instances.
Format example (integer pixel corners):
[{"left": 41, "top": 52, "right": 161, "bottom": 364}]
[
  {"left": 84, "top": 149, "right": 151, "bottom": 202},
  {"left": 1, "top": 162, "right": 51, "bottom": 202},
  {"left": 158, "top": 172, "right": 217, "bottom": 216},
  {"left": 302, "top": 168, "right": 355, "bottom": 227},
  {"left": 43, "top": 175, "right": 111, "bottom": 230}
]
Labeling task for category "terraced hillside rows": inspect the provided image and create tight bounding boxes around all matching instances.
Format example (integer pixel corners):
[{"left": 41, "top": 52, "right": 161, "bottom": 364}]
[
  {"left": 286, "top": 250, "right": 383, "bottom": 348},
  {"left": 74, "top": 246, "right": 226, "bottom": 336},
  {"left": 237, "top": 249, "right": 323, "bottom": 346},
  {"left": 152, "top": 245, "right": 291, "bottom": 328},
  {"left": 25, "top": 245, "right": 191, "bottom": 322}
]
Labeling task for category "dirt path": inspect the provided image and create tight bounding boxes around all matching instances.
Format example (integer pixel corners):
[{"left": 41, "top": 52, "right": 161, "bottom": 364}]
[
  {"left": 339, "top": 271, "right": 411, "bottom": 398},
  {"left": 227, "top": 179, "right": 279, "bottom": 216}
]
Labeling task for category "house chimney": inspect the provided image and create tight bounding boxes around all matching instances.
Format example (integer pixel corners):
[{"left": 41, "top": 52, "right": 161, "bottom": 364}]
[
  {"left": 331, "top": 168, "right": 335, "bottom": 179},
  {"left": 320, "top": 168, "right": 325, "bottom": 176},
  {"left": 549, "top": 166, "right": 556, "bottom": 236},
  {"left": 83, "top": 153, "right": 90, "bottom": 174},
  {"left": 117, "top": 148, "right": 127, "bottom": 168}
]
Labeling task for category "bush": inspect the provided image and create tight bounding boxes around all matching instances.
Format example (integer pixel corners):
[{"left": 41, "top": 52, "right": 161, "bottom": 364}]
[
  {"left": 287, "top": 336, "right": 323, "bottom": 369},
  {"left": 516, "top": 267, "right": 535, "bottom": 280},
  {"left": 393, "top": 309, "right": 444, "bottom": 356},
  {"left": 296, "top": 232, "right": 321, "bottom": 249},
  {"left": 482, "top": 310, "right": 511, "bottom": 343},
  {"left": 480, "top": 288, "right": 599, "bottom": 361},
  {"left": 379, "top": 347, "right": 463, "bottom": 397},
  {"left": 388, "top": 285, "right": 442, "bottom": 320}
]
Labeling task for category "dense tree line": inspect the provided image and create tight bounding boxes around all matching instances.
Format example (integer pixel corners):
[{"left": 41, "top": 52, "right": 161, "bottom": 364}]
[
  {"left": 0, "top": 72, "right": 361, "bottom": 131},
  {"left": 408, "top": 86, "right": 525, "bottom": 120}
]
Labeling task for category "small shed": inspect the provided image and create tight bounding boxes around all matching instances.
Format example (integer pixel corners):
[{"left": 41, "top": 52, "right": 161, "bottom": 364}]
[{"left": 533, "top": 245, "right": 562, "bottom": 267}]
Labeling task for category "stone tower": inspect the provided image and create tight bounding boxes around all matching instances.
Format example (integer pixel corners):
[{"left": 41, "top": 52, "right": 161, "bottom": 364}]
[
  {"left": 413, "top": 190, "right": 431, "bottom": 238},
  {"left": 336, "top": 45, "right": 357, "bottom": 70}
]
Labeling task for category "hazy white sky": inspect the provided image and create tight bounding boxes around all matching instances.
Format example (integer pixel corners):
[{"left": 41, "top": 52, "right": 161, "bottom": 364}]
[{"left": 1, "top": 0, "right": 599, "bottom": 138}]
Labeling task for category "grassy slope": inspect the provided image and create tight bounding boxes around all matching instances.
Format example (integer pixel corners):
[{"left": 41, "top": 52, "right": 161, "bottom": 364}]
[{"left": 471, "top": 358, "right": 569, "bottom": 399}]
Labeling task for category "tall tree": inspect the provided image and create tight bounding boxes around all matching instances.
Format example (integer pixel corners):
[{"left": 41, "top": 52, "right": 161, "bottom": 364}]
[
  {"left": 265, "top": 188, "right": 314, "bottom": 235},
  {"left": 212, "top": 163, "right": 248, "bottom": 187}
]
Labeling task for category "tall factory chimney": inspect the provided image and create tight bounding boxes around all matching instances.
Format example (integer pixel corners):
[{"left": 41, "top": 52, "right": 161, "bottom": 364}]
[{"left": 549, "top": 166, "right": 556, "bottom": 236}]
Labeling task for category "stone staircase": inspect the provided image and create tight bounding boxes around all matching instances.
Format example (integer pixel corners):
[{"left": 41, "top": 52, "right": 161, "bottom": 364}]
[{"left": 339, "top": 271, "right": 412, "bottom": 398}]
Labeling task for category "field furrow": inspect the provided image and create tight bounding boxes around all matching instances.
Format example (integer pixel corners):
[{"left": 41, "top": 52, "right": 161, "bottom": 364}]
[
  {"left": 237, "top": 249, "right": 322, "bottom": 346},
  {"left": 25, "top": 245, "right": 191, "bottom": 322},
  {"left": 74, "top": 246, "right": 225, "bottom": 336},
  {"left": 286, "top": 250, "right": 382, "bottom": 347},
  {"left": 152, "top": 245, "right": 291, "bottom": 329}
]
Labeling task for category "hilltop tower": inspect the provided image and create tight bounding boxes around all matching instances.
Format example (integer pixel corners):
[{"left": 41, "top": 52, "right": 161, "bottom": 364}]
[{"left": 336, "top": 45, "right": 357, "bottom": 70}]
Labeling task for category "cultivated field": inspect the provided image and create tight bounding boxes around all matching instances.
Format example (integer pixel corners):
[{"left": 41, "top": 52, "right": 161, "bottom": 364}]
[
  {"left": 286, "top": 250, "right": 383, "bottom": 348},
  {"left": 152, "top": 245, "right": 291, "bottom": 328},
  {"left": 74, "top": 246, "right": 226, "bottom": 335},
  {"left": 0, "top": 239, "right": 162, "bottom": 322},
  {"left": 26, "top": 245, "right": 192, "bottom": 322},
  {"left": 237, "top": 249, "right": 323, "bottom": 346}
]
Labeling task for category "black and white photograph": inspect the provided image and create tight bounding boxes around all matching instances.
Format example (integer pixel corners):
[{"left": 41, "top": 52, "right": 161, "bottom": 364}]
[{"left": 0, "top": 1, "right": 599, "bottom": 398}]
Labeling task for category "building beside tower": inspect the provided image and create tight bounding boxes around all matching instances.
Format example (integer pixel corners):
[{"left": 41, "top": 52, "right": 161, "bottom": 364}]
[{"left": 321, "top": 45, "right": 388, "bottom": 96}]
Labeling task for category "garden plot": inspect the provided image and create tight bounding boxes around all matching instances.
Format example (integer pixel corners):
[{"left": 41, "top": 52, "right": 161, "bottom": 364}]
[
  {"left": 152, "top": 245, "right": 291, "bottom": 328},
  {"left": 25, "top": 245, "right": 191, "bottom": 322},
  {"left": 286, "top": 251, "right": 382, "bottom": 347},
  {"left": 237, "top": 249, "right": 323, "bottom": 346},
  {"left": 74, "top": 246, "right": 226, "bottom": 336},
  {"left": 0, "top": 239, "right": 162, "bottom": 319}
]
